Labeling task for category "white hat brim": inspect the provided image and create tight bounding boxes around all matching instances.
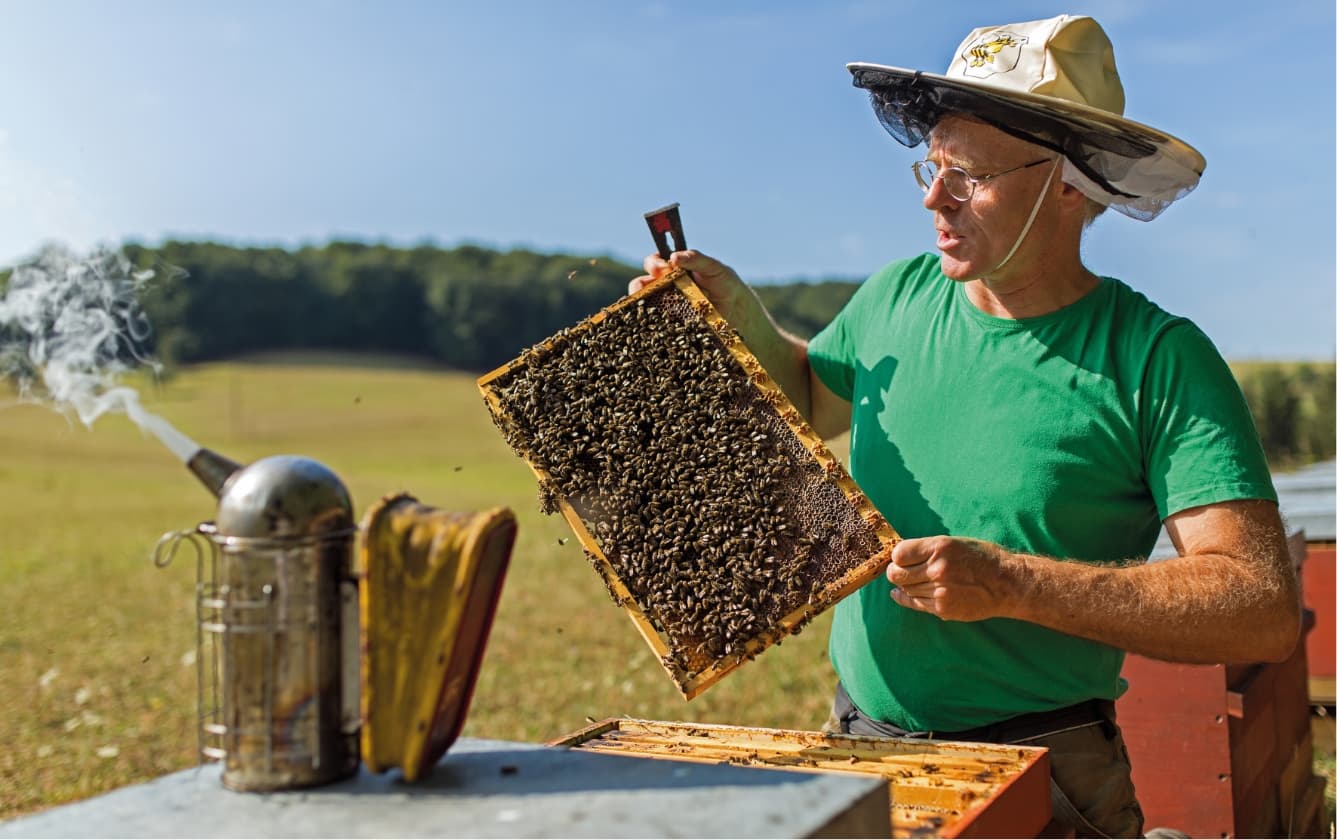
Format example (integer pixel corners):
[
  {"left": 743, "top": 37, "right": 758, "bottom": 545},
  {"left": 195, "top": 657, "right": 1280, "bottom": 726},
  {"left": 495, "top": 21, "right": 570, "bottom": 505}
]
[
  {"left": 847, "top": 62, "right": 1205, "bottom": 174},
  {"left": 847, "top": 62, "right": 1206, "bottom": 219}
]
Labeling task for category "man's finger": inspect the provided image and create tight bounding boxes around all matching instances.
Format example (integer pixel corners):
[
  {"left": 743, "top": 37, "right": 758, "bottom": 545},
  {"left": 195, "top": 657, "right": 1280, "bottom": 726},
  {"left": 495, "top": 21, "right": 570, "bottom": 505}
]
[
  {"left": 628, "top": 275, "right": 653, "bottom": 295},
  {"left": 642, "top": 253, "right": 671, "bottom": 275},
  {"left": 669, "top": 249, "right": 724, "bottom": 277},
  {"left": 886, "top": 559, "right": 930, "bottom": 588},
  {"left": 896, "top": 580, "right": 939, "bottom": 598},
  {"left": 891, "top": 538, "right": 932, "bottom": 568},
  {"left": 667, "top": 249, "right": 703, "bottom": 269},
  {"left": 890, "top": 587, "right": 934, "bottom": 613}
]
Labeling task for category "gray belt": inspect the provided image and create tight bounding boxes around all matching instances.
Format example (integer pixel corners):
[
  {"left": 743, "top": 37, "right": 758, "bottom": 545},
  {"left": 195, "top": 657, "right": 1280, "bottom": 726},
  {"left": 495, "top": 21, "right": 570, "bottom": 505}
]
[{"left": 832, "top": 681, "right": 1114, "bottom": 743}]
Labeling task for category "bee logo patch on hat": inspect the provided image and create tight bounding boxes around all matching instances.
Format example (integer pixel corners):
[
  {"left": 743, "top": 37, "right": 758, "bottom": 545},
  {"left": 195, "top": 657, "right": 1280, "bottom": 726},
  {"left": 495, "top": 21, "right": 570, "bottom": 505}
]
[{"left": 961, "top": 32, "right": 1028, "bottom": 78}]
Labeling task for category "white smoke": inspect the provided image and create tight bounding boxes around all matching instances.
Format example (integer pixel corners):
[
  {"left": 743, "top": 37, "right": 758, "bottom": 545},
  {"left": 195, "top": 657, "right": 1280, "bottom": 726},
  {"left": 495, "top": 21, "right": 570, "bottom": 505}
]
[{"left": 0, "top": 243, "right": 200, "bottom": 461}]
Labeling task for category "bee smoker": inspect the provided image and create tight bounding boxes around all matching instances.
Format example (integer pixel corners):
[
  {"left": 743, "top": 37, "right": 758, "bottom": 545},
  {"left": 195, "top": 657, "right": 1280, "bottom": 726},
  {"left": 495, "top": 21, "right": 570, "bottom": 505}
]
[{"left": 156, "top": 448, "right": 361, "bottom": 791}]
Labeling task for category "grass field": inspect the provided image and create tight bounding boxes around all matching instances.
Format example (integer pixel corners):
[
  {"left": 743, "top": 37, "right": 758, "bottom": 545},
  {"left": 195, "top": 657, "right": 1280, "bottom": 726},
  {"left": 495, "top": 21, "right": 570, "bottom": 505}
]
[
  {"left": 0, "top": 359, "right": 844, "bottom": 819},
  {"left": 2, "top": 358, "right": 1332, "bottom": 827}
]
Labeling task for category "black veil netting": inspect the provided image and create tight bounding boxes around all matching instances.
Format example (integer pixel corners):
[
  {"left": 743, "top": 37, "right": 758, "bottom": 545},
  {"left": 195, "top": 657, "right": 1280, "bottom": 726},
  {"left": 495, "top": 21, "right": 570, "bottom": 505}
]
[{"left": 854, "top": 68, "right": 1204, "bottom": 221}]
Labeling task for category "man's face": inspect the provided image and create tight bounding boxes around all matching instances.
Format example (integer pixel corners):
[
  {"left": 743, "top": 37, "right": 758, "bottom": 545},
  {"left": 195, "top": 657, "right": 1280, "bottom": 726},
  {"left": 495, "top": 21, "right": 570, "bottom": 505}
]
[{"left": 923, "top": 116, "right": 1057, "bottom": 282}]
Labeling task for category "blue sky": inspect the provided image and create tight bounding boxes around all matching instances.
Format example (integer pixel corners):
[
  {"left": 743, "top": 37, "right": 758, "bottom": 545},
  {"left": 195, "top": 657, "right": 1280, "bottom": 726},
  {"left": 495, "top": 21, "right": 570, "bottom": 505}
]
[{"left": 1, "top": 1, "right": 1332, "bottom": 359}]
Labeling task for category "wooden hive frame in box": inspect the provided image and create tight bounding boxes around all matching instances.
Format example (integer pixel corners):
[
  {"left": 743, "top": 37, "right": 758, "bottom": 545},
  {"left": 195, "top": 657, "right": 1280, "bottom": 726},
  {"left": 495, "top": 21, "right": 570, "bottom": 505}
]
[
  {"left": 550, "top": 718, "right": 1052, "bottom": 838},
  {"left": 478, "top": 269, "right": 900, "bottom": 699}
]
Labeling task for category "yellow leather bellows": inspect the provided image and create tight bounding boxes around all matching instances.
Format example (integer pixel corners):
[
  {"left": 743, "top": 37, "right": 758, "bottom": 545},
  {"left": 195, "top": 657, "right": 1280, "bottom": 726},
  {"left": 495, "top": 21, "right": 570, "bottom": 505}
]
[{"left": 357, "top": 493, "right": 516, "bottom": 781}]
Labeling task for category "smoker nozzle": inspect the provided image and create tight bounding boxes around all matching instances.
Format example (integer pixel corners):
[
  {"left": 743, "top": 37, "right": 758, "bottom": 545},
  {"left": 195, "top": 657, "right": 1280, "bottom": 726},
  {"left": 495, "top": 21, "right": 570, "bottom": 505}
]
[{"left": 187, "top": 448, "right": 244, "bottom": 498}]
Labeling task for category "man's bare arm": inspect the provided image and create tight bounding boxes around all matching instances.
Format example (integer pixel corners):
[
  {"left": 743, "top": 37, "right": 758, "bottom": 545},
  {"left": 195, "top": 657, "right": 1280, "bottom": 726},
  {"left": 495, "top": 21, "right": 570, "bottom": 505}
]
[{"left": 887, "top": 499, "right": 1302, "bottom": 664}]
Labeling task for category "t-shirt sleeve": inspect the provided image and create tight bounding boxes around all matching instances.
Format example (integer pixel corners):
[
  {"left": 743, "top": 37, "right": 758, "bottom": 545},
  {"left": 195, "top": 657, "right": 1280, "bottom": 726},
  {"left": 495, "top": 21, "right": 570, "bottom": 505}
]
[
  {"left": 807, "top": 303, "right": 857, "bottom": 402},
  {"left": 807, "top": 258, "right": 910, "bottom": 401},
  {"left": 1140, "top": 321, "right": 1277, "bottom": 519}
]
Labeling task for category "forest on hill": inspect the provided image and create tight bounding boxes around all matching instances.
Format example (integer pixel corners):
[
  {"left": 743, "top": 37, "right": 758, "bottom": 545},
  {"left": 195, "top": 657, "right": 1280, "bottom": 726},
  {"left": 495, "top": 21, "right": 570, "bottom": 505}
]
[{"left": 3, "top": 240, "right": 1333, "bottom": 468}]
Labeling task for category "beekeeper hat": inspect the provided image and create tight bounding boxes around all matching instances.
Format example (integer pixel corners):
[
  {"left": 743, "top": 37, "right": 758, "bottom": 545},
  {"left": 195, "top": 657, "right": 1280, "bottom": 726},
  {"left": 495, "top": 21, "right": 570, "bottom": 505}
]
[{"left": 848, "top": 14, "right": 1205, "bottom": 220}]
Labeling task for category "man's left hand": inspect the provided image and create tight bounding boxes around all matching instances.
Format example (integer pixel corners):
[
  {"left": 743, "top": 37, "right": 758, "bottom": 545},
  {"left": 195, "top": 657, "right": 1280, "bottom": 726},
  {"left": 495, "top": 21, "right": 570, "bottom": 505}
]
[{"left": 885, "top": 536, "right": 1016, "bottom": 621}]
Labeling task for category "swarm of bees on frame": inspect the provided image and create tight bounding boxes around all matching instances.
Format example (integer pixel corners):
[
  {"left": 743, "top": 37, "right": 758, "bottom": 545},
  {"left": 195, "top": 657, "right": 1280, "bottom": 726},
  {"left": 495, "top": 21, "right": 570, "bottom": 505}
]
[{"left": 481, "top": 275, "right": 893, "bottom": 692}]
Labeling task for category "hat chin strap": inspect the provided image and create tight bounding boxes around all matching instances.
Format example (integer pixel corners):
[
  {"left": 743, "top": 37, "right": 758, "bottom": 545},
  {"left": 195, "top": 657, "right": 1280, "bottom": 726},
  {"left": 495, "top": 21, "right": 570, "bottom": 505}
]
[{"left": 987, "top": 157, "right": 1062, "bottom": 275}]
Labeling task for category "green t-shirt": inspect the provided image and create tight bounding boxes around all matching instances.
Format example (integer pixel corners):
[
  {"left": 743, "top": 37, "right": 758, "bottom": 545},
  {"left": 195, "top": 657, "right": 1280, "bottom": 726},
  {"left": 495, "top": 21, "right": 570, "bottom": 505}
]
[{"left": 806, "top": 253, "right": 1275, "bottom": 731}]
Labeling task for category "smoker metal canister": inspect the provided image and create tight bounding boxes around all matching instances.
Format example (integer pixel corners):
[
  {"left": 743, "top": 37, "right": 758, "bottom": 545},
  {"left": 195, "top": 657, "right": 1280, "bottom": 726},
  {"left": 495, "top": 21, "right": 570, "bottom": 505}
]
[{"left": 197, "top": 455, "right": 361, "bottom": 792}]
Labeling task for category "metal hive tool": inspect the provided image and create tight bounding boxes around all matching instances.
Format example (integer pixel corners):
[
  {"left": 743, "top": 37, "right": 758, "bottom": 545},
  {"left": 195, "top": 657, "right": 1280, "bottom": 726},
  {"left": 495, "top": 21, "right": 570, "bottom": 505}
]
[{"left": 477, "top": 269, "right": 900, "bottom": 699}]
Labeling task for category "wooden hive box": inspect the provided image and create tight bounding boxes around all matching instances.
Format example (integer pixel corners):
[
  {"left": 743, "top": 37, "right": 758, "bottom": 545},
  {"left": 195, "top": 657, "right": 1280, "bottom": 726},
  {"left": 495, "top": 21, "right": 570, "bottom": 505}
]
[
  {"left": 550, "top": 718, "right": 1052, "bottom": 838},
  {"left": 478, "top": 270, "right": 900, "bottom": 699},
  {"left": 1117, "top": 532, "right": 1328, "bottom": 838},
  {"left": 1302, "top": 541, "right": 1334, "bottom": 705}
]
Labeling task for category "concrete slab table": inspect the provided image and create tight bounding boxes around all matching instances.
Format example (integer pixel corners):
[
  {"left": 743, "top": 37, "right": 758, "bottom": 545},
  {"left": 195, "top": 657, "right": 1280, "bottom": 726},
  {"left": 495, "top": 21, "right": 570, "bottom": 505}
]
[{"left": 0, "top": 737, "right": 891, "bottom": 838}]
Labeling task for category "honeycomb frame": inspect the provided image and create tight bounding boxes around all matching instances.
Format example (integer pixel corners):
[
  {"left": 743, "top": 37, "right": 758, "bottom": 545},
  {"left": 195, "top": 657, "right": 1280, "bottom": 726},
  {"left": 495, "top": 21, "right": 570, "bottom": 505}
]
[{"left": 477, "top": 269, "right": 900, "bottom": 699}]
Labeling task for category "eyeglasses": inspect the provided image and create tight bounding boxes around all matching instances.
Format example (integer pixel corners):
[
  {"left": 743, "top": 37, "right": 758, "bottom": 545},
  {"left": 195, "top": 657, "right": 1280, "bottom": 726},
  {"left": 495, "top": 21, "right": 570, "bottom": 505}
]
[{"left": 912, "top": 158, "right": 1054, "bottom": 202}]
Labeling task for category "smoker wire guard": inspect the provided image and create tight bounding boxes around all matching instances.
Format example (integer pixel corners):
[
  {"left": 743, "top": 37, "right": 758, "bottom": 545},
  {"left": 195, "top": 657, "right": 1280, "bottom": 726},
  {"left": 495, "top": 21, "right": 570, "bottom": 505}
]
[{"left": 477, "top": 269, "right": 902, "bottom": 699}]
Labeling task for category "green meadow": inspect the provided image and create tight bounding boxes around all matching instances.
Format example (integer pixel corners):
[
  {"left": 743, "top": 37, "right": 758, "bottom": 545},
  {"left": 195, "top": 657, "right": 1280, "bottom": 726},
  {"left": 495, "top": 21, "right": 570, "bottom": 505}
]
[
  {"left": 0, "top": 358, "right": 843, "bottom": 819},
  {"left": 3, "top": 356, "right": 1331, "bottom": 827}
]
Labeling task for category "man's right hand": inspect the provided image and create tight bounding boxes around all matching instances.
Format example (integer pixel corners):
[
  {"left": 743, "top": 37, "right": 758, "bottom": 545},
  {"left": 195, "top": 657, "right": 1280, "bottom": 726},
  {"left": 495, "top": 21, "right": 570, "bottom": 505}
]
[{"left": 629, "top": 250, "right": 752, "bottom": 329}]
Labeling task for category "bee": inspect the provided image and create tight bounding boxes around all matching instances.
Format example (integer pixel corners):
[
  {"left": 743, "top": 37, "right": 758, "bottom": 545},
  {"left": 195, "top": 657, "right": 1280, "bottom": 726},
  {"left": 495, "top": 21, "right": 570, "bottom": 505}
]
[{"left": 967, "top": 35, "right": 1019, "bottom": 68}]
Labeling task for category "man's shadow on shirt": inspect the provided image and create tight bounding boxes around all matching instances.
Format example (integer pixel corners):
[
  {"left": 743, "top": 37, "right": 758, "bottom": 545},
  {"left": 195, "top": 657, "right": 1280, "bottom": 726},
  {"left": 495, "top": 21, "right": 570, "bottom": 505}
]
[{"left": 853, "top": 355, "right": 947, "bottom": 538}]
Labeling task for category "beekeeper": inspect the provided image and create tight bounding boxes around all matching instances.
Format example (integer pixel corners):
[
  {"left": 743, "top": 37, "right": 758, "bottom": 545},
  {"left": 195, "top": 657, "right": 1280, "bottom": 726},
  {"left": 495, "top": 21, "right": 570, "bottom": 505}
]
[{"left": 632, "top": 15, "right": 1299, "bottom": 838}]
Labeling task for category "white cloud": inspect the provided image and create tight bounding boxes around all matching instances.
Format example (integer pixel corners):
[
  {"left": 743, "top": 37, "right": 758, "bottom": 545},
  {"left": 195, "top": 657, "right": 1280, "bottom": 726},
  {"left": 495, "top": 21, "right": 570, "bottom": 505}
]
[
  {"left": 838, "top": 231, "right": 866, "bottom": 262},
  {"left": 1131, "top": 37, "right": 1222, "bottom": 67},
  {"left": 132, "top": 89, "right": 163, "bottom": 110},
  {"left": 0, "top": 132, "right": 111, "bottom": 266},
  {"left": 1208, "top": 191, "right": 1246, "bottom": 210},
  {"left": 1078, "top": 0, "right": 1156, "bottom": 26},
  {"left": 215, "top": 17, "right": 246, "bottom": 48}
]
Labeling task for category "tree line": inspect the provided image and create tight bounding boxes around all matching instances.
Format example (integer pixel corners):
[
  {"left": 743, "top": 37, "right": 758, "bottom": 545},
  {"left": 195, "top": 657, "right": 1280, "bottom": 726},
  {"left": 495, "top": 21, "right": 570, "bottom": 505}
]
[
  {"left": 1233, "top": 363, "right": 1335, "bottom": 469},
  {"left": 3, "top": 240, "right": 1332, "bottom": 468},
  {"left": 122, "top": 240, "right": 654, "bottom": 372},
  {"left": 117, "top": 240, "right": 873, "bottom": 373}
]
